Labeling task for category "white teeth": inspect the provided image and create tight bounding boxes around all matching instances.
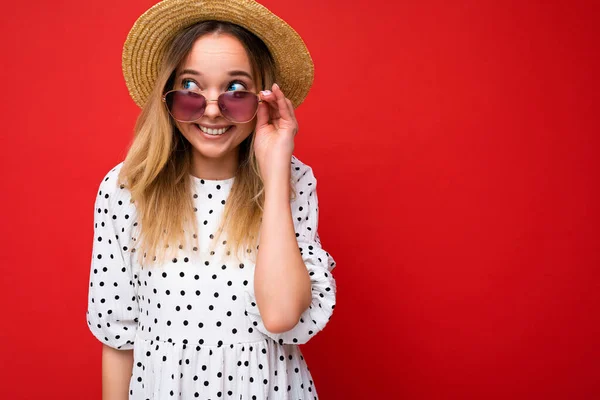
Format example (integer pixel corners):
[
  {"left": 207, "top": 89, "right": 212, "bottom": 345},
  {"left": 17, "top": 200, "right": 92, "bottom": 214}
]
[{"left": 198, "top": 125, "right": 229, "bottom": 135}]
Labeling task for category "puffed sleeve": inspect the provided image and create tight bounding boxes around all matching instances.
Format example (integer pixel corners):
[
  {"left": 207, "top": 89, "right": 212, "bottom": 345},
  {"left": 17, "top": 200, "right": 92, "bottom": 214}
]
[
  {"left": 244, "top": 156, "right": 337, "bottom": 345},
  {"left": 85, "top": 163, "right": 139, "bottom": 350}
]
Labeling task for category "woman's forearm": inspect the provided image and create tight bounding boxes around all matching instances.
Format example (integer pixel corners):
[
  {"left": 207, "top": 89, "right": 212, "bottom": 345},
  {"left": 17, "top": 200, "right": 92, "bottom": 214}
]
[
  {"left": 254, "top": 172, "right": 313, "bottom": 332},
  {"left": 102, "top": 344, "right": 133, "bottom": 400}
]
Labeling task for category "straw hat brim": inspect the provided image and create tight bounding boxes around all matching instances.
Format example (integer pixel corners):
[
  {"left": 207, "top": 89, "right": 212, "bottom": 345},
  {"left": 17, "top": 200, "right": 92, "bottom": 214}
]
[{"left": 122, "top": 0, "right": 314, "bottom": 109}]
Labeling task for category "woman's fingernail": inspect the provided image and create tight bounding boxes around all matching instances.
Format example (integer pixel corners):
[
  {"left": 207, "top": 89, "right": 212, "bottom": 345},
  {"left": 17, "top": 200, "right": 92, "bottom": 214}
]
[
  {"left": 273, "top": 83, "right": 280, "bottom": 90},
  {"left": 261, "top": 90, "right": 271, "bottom": 96}
]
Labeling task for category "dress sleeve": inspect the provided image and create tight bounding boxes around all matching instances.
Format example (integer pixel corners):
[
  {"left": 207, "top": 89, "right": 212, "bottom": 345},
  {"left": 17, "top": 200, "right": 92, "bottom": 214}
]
[
  {"left": 244, "top": 157, "right": 337, "bottom": 345},
  {"left": 85, "top": 165, "right": 139, "bottom": 350}
]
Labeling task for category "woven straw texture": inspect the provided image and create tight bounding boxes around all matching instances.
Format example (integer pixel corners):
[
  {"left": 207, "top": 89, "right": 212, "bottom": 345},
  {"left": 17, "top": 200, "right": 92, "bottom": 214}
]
[{"left": 122, "top": 0, "right": 314, "bottom": 109}]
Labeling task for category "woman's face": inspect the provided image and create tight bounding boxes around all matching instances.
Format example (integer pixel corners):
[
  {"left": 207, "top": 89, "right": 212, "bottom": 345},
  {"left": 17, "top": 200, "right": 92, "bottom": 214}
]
[{"left": 172, "top": 33, "right": 257, "bottom": 163}]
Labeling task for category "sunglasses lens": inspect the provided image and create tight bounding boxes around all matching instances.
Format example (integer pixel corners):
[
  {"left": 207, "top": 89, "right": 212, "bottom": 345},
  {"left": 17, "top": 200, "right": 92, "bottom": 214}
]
[
  {"left": 165, "top": 90, "right": 206, "bottom": 122},
  {"left": 219, "top": 91, "right": 259, "bottom": 123}
]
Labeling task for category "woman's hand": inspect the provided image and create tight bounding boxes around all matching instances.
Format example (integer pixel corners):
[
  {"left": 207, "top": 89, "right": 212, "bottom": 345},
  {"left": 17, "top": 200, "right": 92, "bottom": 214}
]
[{"left": 253, "top": 83, "right": 298, "bottom": 186}]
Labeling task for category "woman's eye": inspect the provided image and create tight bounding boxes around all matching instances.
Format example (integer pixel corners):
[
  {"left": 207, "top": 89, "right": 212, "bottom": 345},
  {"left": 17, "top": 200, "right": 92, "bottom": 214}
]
[
  {"left": 227, "top": 81, "right": 246, "bottom": 91},
  {"left": 182, "top": 79, "right": 199, "bottom": 90}
]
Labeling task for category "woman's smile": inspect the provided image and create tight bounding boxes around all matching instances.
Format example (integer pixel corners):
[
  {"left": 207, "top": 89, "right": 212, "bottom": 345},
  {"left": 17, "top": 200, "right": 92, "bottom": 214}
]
[
  {"left": 192, "top": 123, "right": 234, "bottom": 140},
  {"left": 195, "top": 123, "right": 233, "bottom": 136}
]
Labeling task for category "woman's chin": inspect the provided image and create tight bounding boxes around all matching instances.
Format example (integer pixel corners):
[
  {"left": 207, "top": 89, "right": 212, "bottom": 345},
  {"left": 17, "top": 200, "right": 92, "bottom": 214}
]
[
  {"left": 180, "top": 124, "right": 253, "bottom": 159},
  {"left": 186, "top": 134, "right": 235, "bottom": 160}
]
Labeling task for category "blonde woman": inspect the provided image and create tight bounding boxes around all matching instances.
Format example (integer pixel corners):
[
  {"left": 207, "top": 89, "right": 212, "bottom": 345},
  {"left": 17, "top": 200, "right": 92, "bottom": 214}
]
[{"left": 85, "top": 0, "right": 337, "bottom": 399}]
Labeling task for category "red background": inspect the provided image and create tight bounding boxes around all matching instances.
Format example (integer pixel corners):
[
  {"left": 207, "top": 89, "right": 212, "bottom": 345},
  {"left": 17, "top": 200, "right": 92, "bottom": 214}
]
[{"left": 0, "top": 0, "right": 598, "bottom": 399}]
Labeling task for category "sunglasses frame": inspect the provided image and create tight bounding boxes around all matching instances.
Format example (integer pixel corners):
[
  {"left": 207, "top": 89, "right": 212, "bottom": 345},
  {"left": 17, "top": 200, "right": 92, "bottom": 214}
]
[{"left": 162, "top": 89, "right": 263, "bottom": 124}]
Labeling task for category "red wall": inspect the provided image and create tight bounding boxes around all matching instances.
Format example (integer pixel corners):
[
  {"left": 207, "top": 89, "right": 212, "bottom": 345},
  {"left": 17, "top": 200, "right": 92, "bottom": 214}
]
[{"left": 0, "top": 0, "right": 598, "bottom": 398}]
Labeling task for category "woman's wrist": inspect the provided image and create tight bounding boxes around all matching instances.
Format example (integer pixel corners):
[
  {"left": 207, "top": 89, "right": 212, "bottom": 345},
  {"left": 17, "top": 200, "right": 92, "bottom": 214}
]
[{"left": 264, "top": 172, "right": 291, "bottom": 200}]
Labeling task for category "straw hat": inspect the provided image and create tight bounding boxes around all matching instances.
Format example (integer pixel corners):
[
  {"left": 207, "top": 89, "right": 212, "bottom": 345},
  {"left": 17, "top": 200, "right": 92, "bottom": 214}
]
[{"left": 122, "top": 0, "right": 314, "bottom": 109}]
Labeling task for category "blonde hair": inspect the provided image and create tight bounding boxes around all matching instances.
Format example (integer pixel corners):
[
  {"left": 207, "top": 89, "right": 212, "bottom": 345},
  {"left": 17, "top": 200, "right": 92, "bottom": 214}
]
[{"left": 117, "top": 21, "right": 296, "bottom": 267}]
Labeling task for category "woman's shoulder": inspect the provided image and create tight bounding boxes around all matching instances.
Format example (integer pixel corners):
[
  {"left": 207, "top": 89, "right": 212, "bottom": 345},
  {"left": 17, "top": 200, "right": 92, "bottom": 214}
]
[
  {"left": 93, "top": 161, "right": 136, "bottom": 215},
  {"left": 290, "top": 154, "right": 317, "bottom": 185},
  {"left": 289, "top": 154, "right": 320, "bottom": 209},
  {"left": 95, "top": 161, "right": 128, "bottom": 194}
]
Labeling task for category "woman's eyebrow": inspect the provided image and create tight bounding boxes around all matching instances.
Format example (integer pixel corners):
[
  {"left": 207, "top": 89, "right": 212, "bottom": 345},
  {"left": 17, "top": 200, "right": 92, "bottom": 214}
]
[
  {"left": 227, "top": 70, "right": 253, "bottom": 80},
  {"left": 178, "top": 69, "right": 253, "bottom": 80}
]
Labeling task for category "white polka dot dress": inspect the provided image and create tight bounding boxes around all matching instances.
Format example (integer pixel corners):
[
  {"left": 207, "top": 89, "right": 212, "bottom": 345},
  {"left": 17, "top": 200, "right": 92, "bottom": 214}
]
[{"left": 86, "top": 155, "right": 337, "bottom": 400}]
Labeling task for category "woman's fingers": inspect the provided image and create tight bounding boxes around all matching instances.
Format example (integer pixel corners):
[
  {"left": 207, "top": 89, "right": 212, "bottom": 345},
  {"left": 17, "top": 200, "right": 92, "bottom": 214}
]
[
  {"left": 271, "top": 83, "right": 293, "bottom": 122},
  {"left": 258, "top": 84, "right": 298, "bottom": 134},
  {"left": 255, "top": 98, "right": 270, "bottom": 131},
  {"left": 285, "top": 98, "right": 298, "bottom": 135},
  {"left": 284, "top": 98, "right": 296, "bottom": 122},
  {"left": 260, "top": 89, "right": 280, "bottom": 120}
]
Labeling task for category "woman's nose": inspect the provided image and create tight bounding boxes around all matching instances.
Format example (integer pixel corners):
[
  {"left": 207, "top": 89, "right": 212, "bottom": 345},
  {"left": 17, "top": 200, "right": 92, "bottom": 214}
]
[{"left": 203, "top": 97, "right": 222, "bottom": 119}]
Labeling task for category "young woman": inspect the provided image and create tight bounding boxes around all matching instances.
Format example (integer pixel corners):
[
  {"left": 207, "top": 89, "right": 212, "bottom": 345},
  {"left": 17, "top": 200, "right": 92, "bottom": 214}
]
[{"left": 85, "top": 0, "right": 337, "bottom": 399}]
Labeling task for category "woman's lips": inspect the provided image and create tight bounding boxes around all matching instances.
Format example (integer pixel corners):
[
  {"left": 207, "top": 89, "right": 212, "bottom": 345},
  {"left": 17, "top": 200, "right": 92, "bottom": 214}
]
[{"left": 194, "top": 124, "right": 233, "bottom": 139}]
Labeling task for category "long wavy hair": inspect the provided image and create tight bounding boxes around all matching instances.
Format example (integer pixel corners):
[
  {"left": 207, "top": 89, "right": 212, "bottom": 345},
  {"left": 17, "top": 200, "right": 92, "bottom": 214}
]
[{"left": 118, "top": 21, "right": 295, "bottom": 267}]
